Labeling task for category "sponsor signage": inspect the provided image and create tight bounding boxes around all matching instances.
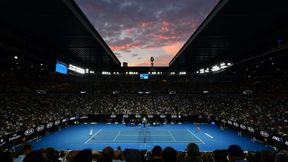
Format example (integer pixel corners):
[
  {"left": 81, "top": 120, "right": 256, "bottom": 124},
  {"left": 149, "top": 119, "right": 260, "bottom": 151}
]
[
  {"left": 228, "top": 120, "right": 232, "bottom": 125},
  {"left": 247, "top": 127, "right": 255, "bottom": 133},
  {"left": 233, "top": 122, "right": 239, "bottom": 127},
  {"left": 160, "top": 114, "right": 166, "bottom": 118},
  {"left": 148, "top": 115, "right": 153, "bottom": 118},
  {"left": 171, "top": 115, "right": 177, "bottom": 119},
  {"left": 46, "top": 122, "right": 53, "bottom": 129},
  {"left": 272, "top": 136, "right": 282, "bottom": 142},
  {"left": 54, "top": 120, "right": 60, "bottom": 126},
  {"left": 260, "top": 131, "right": 269, "bottom": 138},
  {"left": 80, "top": 115, "right": 88, "bottom": 119},
  {"left": 0, "top": 138, "right": 6, "bottom": 147},
  {"left": 240, "top": 124, "right": 246, "bottom": 130},
  {"left": 69, "top": 117, "right": 76, "bottom": 121},
  {"left": 8, "top": 134, "right": 21, "bottom": 141},
  {"left": 24, "top": 128, "right": 34, "bottom": 136},
  {"left": 36, "top": 125, "right": 45, "bottom": 132}
]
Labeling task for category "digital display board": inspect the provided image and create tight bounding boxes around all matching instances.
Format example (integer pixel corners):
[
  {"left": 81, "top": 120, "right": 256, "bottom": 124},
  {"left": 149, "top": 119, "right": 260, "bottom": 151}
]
[
  {"left": 55, "top": 61, "right": 68, "bottom": 74},
  {"left": 140, "top": 73, "right": 149, "bottom": 79}
]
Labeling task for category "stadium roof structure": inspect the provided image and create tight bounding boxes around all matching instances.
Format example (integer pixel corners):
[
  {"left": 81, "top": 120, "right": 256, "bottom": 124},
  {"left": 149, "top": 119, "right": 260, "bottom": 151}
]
[
  {"left": 0, "top": 0, "right": 121, "bottom": 71},
  {"left": 169, "top": 0, "right": 288, "bottom": 72},
  {"left": 1, "top": 0, "right": 288, "bottom": 75}
]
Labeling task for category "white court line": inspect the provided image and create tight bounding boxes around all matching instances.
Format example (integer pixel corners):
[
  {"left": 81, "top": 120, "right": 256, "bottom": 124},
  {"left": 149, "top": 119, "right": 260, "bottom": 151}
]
[
  {"left": 84, "top": 129, "right": 102, "bottom": 144},
  {"left": 83, "top": 140, "right": 202, "bottom": 144},
  {"left": 168, "top": 130, "right": 176, "bottom": 142},
  {"left": 112, "top": 140, "right": 203, "bottom": 143},
  {"left": 113, "top": 131, "right": 121, "bottom": 141},
  {"left": 186, "top": 129, "right": 205, "bottom": 144},
  {"left": 204, "top": 133, "right": 214, "bottom": 139},
  {"left": 118, "top": 135, "right": 171, "bottom": 137}
]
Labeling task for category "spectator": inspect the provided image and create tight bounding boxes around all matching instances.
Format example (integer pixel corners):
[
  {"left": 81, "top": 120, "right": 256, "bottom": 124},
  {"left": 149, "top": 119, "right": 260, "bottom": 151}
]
[
  {"left": 182, "top": 143, "right": 202, "bottom": 162},
  {"left": 73, "top": 149, "right": 92, "bottom": 162},
  {"left": 100, "top": 147, "right": 114, "bottom": 162},
  {"left": 44, "top": 147, "right": 60, "bottom": 162},
  {"left": 226, "top": 145, "right": 246, "bottom": 162},
  {"left": 0, "top": 152, "right": 13, "bottom": 162},
  {"left": 113, "top": 151, "right": 122, "bottom": 162},
  {"left": 162, "top": 147, "right": 177, "bottom": 162},
  {"left": 148, "top": 146, "right": 162, "bottom": 162},
  {"left": 260, "top": 150, "right": 274, "bottom": 162},
  {"left": 124, "top": 149, "right": 143, "bottom": 162},
  {"left": 212, "top": 150, "right": 228, "bottom": 162},
  {"left": 275, "top": 151, "right": 288, "bottom": 162},
  {"left": 23, "top": 150, "right": 47, "bottom": 162},
  {"left": 14, "top": 144, "right": 33, "bottom": 162}
]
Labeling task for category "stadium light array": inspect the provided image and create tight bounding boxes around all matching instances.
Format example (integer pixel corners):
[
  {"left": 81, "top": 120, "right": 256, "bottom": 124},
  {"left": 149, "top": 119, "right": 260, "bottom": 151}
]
[
  {"left": 14, "top": 56, "right": 18, "bottom": 60},
  {"left": 126, "top": 71, "right": 138, "bottom": 75},
  {"left": 148, "top": 71, "right": 162, "bottom": 75},
  {"left": 199, "top": 69, "right": 205, "bottom": 74},
  {"left": 102, "top": 71, "right": 111, "bottom": 75},
  {"left": 198, "top": 62, "right": 233, "bottom": 74},
  {"left": 68, "top": 64, "right": 85, "bottom": 74},
  {"left": 179, "top": 71, "right": 186, "bottom": 75}
]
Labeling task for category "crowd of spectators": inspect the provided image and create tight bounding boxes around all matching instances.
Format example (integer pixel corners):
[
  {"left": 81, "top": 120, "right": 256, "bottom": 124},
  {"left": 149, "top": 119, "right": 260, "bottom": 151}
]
[
  {"left": 0, "top": 93, "right": 287, "bottom": 139},
  {"left": 1, "top": 143, "right": 288, "bottom": 162}
]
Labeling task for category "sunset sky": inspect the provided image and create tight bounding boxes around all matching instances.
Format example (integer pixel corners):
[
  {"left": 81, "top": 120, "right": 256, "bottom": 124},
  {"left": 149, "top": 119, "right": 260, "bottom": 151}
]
[{"left": 76, "top": 0, "right": 219, "bottom": 66}]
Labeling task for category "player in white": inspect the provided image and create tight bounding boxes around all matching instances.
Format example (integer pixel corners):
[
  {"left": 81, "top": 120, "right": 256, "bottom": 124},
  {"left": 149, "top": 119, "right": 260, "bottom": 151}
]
[
  {"left": 195, "top": 123, "right": 201, "bottom": 133},
  {"left": 142, "top": 117, "right": 147, "bottom": 128},
  {"left": 89, "top": 129, "right": 93, "bottom": 136}
]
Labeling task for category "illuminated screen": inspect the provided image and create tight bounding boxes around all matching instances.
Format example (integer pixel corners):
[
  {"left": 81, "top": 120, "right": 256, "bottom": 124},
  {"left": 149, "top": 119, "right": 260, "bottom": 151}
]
[
  {"left": 55, "top": 62, "right": 68, "bottom": 74},
  {"left": 140, "top": 74, "right": 149, "bottom": 80}
]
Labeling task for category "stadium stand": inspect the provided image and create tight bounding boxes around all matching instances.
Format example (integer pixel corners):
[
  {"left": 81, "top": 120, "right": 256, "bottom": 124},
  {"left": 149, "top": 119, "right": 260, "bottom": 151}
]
[{"left": 0, "top": 0, "right": 288, "bottom": 161}]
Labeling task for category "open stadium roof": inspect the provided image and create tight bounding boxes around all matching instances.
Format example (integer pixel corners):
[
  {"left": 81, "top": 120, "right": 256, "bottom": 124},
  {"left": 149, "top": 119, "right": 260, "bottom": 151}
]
[{"left": 75, "top": 0, "right": 219, "bottom": 67}]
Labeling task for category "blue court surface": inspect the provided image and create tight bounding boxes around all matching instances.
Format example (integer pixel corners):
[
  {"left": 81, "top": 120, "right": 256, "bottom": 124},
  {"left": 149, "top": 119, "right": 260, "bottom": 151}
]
[{"left": 30, "top": 123, "right": 271, "bottom": 151}]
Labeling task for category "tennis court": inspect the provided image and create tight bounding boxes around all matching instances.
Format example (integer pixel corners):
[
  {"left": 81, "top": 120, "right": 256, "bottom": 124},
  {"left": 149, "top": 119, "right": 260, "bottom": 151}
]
[
  {"left": 85, "top": 127, "right": 204, "bottom": 144},
  {"left": 30, "top": 123, "right": 271, "bottom": 151}
]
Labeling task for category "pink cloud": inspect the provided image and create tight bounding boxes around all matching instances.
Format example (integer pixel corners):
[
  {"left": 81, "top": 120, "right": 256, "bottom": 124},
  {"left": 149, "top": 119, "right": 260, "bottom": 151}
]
[
  {"left": 154, "top": 34, "right": 178, "bottom": 41},
  {"left": 125, "top": 28, "right": 136, "bottom": 34},
  {"left": 110, "top": 40, "right": 144, "bottom": 52},
  {"left": 139, "top": 20, "right": 154, "bottom": 28},
  {"left": 76, "top": 0, "right": 219, "bottom": 66},
  {"left": 160, "top": 20, "right": 171, "bottom": 32},
  {"left": 162, "top": 42, "right": 183, "bottom": 56}
]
